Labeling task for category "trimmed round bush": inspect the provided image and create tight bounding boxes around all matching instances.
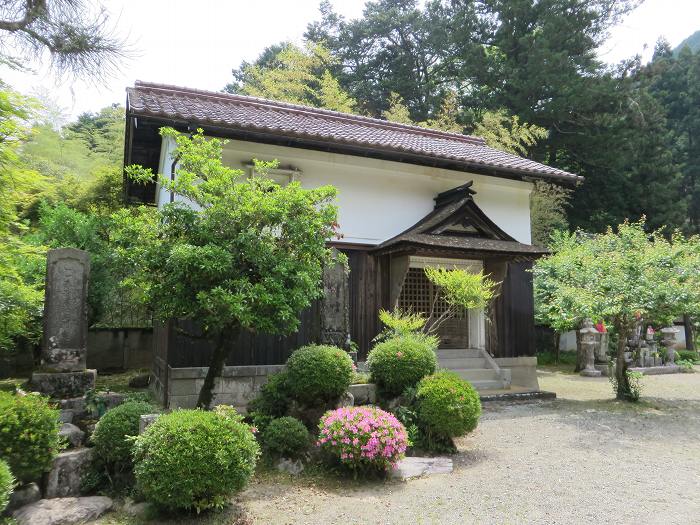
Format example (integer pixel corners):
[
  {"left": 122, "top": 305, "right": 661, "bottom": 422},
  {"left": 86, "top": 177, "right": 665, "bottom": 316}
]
[
  {"left": 262, "top": 417, "right": 310, "bottom": 459},
  {"left": 416, "top": 371, "right": 481, "bottom": 438},
  {"left": 91, "top": 400, "right": 157, "bottom": 468},
  {"left": 0, "top": 459, "right": 14, "bottom": 514},
  {"left": 0, "top": 391, "right": 62, "bottom": 483},
  {"left": 317, "top": 406, "right": 408, "bottom": 473},
  {"left": 133, "top": 408, "right": 259, "bottom": 512},
  {"left": 367, "top": 333, "right": 438, "bottom": 397},
  {"left": 286, "top": 345, "right": 353, "bottom": 406}
]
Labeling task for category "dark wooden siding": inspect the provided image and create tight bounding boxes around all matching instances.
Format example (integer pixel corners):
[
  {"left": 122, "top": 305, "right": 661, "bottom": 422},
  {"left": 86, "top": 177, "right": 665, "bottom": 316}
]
[
  {"left": 486, "top": 261, "right": 536, "bottom": 358},
  {"left": 164, "top": 301, "right": 321, "bottom": 368},
  {"left": 344, "top": 250, "right": 388, "bottom": 360}
]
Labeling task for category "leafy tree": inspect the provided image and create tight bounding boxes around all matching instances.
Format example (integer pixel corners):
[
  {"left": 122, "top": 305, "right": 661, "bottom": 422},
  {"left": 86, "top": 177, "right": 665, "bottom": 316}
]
[
  {"left": 225, "top": 42, "right": 356, "bottom": 113},
  {"left": 530, "top": 181, "right": 571, "bottom": 248},
  {"left": 423, "top": 267, "right": 497, "bottom": 334},
  {"left": 0, "top": 0, "right": 127, "bottom": 78},
  {"left": 122, "top": 128, "right": 340, "bottom": 408},
  {"left": 0, "top": 82, "right": 45, "bottom": 353},
  {"left": 533, "top": 220, "right": 700, "bottom": 400}
]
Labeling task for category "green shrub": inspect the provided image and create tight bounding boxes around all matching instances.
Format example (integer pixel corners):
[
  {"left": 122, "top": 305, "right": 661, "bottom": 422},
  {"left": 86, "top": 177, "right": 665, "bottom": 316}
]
[
  {"left": 536, "top": 350, "right": 577, "bottom": 366},
  {"left": 286, "top": 345, "right": 353, "bottom": 406},
  {"left": 416, "top": 371, "right": 481, "bottom": 439},
  {"left": 91, "top": 400, "right": 157, "bottom": 469},
  {"left": 0, "top": 459, "right": 13, "bottom": 514},
  {"left": 262, "top": 417, "right": 310, "bottom": 459},
  {"left": 0, "top": 391, "right": 63, "bottom": 483},
  {"left": 677, "top": 350, "right": 699, "bottom": 363},
  {"left": 248, "top": 371, "right": 291, "bottom": 419},
  {"left": 367, "top": 333, "right": 438, "bottom": 397},
  {"left": 133, "top": 408, "right": 259, "bottom": 512}
]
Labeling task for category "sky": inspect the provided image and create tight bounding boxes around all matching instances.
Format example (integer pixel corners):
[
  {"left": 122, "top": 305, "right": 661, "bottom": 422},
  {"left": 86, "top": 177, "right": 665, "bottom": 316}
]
[{"left": 2, "top": 0, "right": 700, "bottom": 119}]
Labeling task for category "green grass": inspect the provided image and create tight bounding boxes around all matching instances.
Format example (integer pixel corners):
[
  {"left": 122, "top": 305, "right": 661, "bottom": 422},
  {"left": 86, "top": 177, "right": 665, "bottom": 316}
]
[
  {"left": 536, "top": 350, "right": 578, "bottom": 367},
  {"left": 94, "top": 369, "right": 150, "bottom": 393}
]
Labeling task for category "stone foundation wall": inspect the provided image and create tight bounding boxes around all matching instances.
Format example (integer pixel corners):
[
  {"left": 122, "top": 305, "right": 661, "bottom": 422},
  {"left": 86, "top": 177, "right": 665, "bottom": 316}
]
[
  {"left": 494, "top": 356, "right": 539, "bottom": 391},
  {"left": 162, "top": 364, "right": 285, "bottom": 410}
]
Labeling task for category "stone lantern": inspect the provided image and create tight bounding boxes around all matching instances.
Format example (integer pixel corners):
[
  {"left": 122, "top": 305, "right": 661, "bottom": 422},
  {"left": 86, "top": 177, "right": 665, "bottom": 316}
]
[
  {"left": 579, "top": 319, "right": 602, "bottom": 377},
  {"left": 660, "top": 327, "right": 679, "bottom": 365}
]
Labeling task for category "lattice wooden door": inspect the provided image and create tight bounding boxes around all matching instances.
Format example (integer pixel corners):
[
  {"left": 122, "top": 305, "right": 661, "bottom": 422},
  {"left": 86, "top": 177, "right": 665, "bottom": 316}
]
[{"left": 398, "top": 268, "right": 469, "bottom": 349}]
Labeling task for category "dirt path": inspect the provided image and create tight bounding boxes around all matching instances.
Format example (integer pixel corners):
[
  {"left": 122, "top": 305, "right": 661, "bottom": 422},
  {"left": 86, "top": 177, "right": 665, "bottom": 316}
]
[{"left": 241, "top": 369, "right": 700, "bottom": 525}]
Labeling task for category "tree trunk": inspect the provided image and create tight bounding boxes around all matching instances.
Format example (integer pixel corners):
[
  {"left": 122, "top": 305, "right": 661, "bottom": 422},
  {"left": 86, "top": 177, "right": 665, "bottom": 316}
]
[
  {"left": 574, "top": 329, "right": 584, "bottom": 372},
  {"left": 614, "top": 321, "right": 631, "bottom": 400},
  {"left": 683, "top": 314, "right": 695, "bottom": 352},
  {"left": 554, "top": 331, "right": 561, "bottom": 364},
  {"left": 196, "top": 328, "right": 237, "bottom": 410}
]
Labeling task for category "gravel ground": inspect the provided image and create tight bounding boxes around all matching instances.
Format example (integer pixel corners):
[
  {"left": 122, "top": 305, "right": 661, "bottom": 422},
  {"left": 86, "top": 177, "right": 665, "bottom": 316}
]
[{"left": 241, "top": 368, "right": 700, "bottom": 525}]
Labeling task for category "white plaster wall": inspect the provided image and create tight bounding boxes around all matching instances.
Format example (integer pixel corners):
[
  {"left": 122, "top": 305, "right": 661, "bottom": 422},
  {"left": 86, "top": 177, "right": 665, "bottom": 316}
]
[{"left": 156, "top": 136, "right": 534, "bottom": 245}]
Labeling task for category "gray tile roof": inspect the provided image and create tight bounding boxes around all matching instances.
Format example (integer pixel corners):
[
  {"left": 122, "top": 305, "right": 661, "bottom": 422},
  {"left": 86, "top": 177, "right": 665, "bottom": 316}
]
[{"left": 127, "top": 81, "right": 581, "bottom": 184}]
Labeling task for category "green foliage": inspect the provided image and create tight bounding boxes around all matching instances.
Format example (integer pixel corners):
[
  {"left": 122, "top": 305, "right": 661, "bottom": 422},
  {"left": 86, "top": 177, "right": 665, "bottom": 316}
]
[
  {"left": 367, "top": 333, "right": 438, "bottom": 398},
  {"left": 377, "top": 308, "right": 426, "bottom": 337},
  {"left": 534, "top": 220, "right": 700, "bottom": 399},
  {"left": 285, "top": 345, "right": 353, "bottom": 406},
  {"left": 416, "top": 371, "right": 482, "bottom": 440},
  {"left": 677, "top": 350, "right": 699, "bottom": 363},
  {"left": 91, "top": 401, "right": 157, "bottom": 469},
  {"left": 248, "top": 371, "right": 291, "bottom": 419},
  {"left": 0, "top": 392, "right": 63, "bottom": 483},
  {"left": 133, "top": 409, "right": 259, "bottom": 513},
  {"left": 261, "top": 417, "right": 310, "bottom": 460},
  {"left": 122, "top": 128, "right": 340, "bottom": 407},
  {"left": 474, "top": 110, "right": 548, "bottom": 156},
  {"left": 609, "top": 370, "right": 644, "bottom": 402},
  {"left": 227, "top": 42, "right": 357, "bottom": 113},
  {"left": 424, "top": 267, "right": 496, "bottom": 311},
  {"left": 423, "top": 268, "right": 497, "bottom": 333},
  {"left": 536, "top": 350, "right": 577, "bottom": 367},
  {"left": 676, "top": 359, "right": 695, "bottom": 372},
  {"left": 530, "top": 181, "right": 572, "bottom": 248},
  {"left": 0, "top": 459, "right": 13, "bottom": 514}
]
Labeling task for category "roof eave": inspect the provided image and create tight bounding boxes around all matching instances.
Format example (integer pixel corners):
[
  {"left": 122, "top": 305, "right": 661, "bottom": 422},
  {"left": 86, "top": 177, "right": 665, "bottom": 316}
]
[{"left": 125, "top": 109, "right": 582, "bottom": 185}]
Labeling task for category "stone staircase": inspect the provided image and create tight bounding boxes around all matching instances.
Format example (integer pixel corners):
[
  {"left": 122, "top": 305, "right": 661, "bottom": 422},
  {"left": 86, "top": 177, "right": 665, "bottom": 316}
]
[{"left": 437, "top": 348, "right": 511, "bottom": 391}]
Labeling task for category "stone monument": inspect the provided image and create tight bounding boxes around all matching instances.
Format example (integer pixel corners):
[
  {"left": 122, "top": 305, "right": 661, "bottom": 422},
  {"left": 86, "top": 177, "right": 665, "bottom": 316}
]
[
  {"left": 320, "top": 250, "right": 350, "bottom": 348},
  {"left": 660, "top": 327, "right": 679, "bottom": 365},
  {"left": 579, "top": 319, "right": 602, "bottom": 377},
  {"left": 30, "top": 248, "right": 96, "bottom": 398}
]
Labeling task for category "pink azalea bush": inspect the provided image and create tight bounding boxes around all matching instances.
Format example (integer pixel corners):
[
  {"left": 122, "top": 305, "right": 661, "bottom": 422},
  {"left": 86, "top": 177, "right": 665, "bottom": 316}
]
[{"left": 317, "top": 406, "right": 409, "bottom": 472}]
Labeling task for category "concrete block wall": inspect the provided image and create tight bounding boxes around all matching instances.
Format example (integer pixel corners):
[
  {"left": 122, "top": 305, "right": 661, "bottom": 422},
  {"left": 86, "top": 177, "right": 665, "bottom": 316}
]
[
  {"left": 164, "top": 364, "right": 285, "bottom": 411},
  {"left": 493, "top": 356, "right": 539, "bottom": 391}
]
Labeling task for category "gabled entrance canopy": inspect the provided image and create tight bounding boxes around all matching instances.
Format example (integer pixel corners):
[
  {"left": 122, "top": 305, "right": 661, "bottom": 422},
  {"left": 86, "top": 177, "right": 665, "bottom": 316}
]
[{"left": 372, "top": 182, "right": 546, "bottom": 260}]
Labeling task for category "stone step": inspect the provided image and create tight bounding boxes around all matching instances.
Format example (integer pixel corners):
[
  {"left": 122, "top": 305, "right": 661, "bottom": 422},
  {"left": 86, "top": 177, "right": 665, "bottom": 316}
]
[
  {"left": 451, "top": 368, "right": 501, "bottom": 382},
  {"left": 470, "top": 379, "right": 509, "bottom": 390},
  {"left": 437, "top": 357, "right": 487, "bottom": 369},
  {"left": 436, "top": 348, "right": 482, "bottom": 359}
]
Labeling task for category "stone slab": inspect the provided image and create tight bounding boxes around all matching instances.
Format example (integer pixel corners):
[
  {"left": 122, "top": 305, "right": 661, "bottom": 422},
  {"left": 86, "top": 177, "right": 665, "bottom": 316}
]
[
  {"left": 629, "top": 365, "right": 681, "bottom": 376},
  {"left": 13, "top": 496, "right": 112, "bottom": 525},
  {"left": 7, "top": 482, "right": 41, "bottom": 512},
  {"left": 348, "top": 383, "right": 377, "bottom": 405},
  {"left": 29, "top": 370, "right": 96, "bottom": 399},
  {"left": 44, "top": 448, "right": 93, "bottom": 499},
  {"left": 59, "top": 423, "right": 85, "bottom": 449},
  {"left": 390, "top": 456, "right": 453, "bottom": 481},
  {"left": 276, "top": 458, "right": 305, "bottom": 475}
]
